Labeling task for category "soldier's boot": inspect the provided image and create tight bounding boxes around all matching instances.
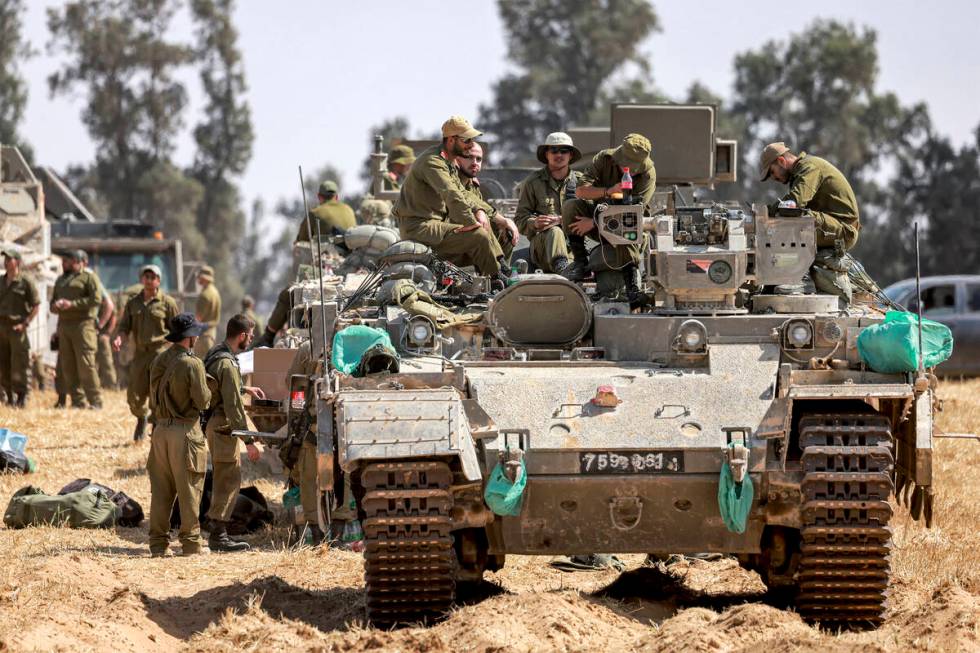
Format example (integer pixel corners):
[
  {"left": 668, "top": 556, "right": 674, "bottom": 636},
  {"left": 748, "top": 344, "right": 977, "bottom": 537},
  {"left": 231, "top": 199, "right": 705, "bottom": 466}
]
[
  {"left": 624, "top": 266, "right": 649, "bottom": 309},
  {"left": 551, "top": 256, "right": 572, "bottom": 277},
  {"left": 208, "top": 522, "right": 250, "bottom": 553},
  {"left": 562, "top": 240, "right": 590, "bottom": 282},
  {"left": 133, "top": 417, "right": 148, "bottom": 442},
  {"left": 14, "top": 392, "right": 26, "bottom": 408},
  {"left": 309, "top": 523, "right": 325, "bottom": 547},
  {"left": 54, "top": 396, "right": 66, "bottom": 409}
]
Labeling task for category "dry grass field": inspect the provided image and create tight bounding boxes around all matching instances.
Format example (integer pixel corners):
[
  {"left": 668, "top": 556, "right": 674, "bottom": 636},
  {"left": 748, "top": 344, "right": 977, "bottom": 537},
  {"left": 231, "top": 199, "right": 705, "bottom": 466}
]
[{"left": 1, "top": 384, "right": 979, "bottom": 652}]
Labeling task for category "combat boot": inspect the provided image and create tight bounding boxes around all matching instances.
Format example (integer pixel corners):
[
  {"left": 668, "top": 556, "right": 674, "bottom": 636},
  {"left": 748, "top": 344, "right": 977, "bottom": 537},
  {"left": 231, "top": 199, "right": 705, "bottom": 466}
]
[
  {"left": 550, "top": 256, "right": 572, "bottom": 276},
  {"left": 133, "top": 417, "right": 147, "bottom": 442},
  {"left": 54, "top": 394, "right": 66, "bottom": 409},
  {"left": 14, "top": 392, "right": 26, "bottom": 408},
  {"left": 561, "top": 259, "right": 589, "bottom": 282},
  {"left": 208, "top": 522, "right": 250, "bottom": 553}
]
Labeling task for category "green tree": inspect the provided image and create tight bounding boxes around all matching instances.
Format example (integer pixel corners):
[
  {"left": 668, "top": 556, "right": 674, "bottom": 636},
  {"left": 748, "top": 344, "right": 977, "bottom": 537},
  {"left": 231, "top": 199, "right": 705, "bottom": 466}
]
[
  {"left": 0, "top": 0, "right": 33, "bottom": 159},
  {"left": 479, "top": 0, "right": 660, "bottom": 163},
  {"left": 238, "top": 198, "right": 289, "bottom": 311},
  {"left": 189, "top": 0, "right": 254, "bottom": 318},
  {"left": 47, "top": 0, "right": 196, "bottom": 223}
]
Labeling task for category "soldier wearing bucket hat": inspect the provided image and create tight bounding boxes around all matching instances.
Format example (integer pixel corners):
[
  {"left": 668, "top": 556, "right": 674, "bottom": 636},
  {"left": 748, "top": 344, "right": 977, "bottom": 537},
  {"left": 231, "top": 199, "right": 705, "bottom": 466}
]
[
  {"left": 295, "top": 180, "right": 357, "bottom": 243},
  {"left": 193, "top": 265, "right": 222, "bottom": 357},
  {"left": 385, "top": 144, "right": 416, "bottom": 191},
  {"left": 146, "top": 312, "right": 212, "bottom": 557},
  {"left": 560, "top": 133, "right": 656, "bottom": 296},
  {"left": 514, "top": 132, "right": 582, "bottom": 274},
  {"left": 758, "top": 142, "right": 860, "bottom": 251},
  {"left": 394, "top": 115, "right": 509, "bottom": 282},
  {"left": 114, "top": 263, "right": 180, "bottom": 441}
]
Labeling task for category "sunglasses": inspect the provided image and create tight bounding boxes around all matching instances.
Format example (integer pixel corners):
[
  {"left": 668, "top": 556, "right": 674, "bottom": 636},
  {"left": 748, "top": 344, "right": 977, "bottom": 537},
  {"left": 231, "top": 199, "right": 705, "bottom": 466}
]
[
  {"left": 547, "top": 147, "right": 573, "bottom": 154},
  {"left": 456, "top": 136, "right": 476, "bottom": 144}
]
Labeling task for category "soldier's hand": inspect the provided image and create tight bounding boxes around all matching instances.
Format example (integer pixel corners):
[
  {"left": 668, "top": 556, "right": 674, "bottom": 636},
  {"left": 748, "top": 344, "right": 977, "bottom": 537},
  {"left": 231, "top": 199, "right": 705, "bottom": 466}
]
[
  {"left": 452, "top": 223, "right": 481, "bottom": 234},
  {"left": 534, "top": 215, "right": 560, "bottom": 231},
  {"left": 245, "top": 443, "right": 261, "bottom": 463},
  {"left": 498, "top": 217, "right": 520, "bottom": 246},
  {"left": 54, "top": 298, "right": 71, "bottom": 311},
  {"left": 244, "top": 385, "right": 266, "bottom": 400},
  {"left": 12, "top": 323, "right": 24, "bottom": 333},
  {"left": 474, "top": 209, "right": 491, "bottom": 230},
  {"left": 570, "top": 216, "right": 596, "bottom": 236},
  {"left": 112, "top": 335, "right": 123, "bottom": 352}
]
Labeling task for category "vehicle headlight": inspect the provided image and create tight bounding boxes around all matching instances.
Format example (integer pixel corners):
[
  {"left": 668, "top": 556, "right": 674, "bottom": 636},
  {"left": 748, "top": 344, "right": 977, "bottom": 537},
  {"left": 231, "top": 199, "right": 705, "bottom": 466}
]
[
  {"left": 785, "top": 319, "right": 813, "bottom": 349},
  {"left": 674, "top": 319, "right": 707, "bottom": 353},
  {"left": 407, "top": 317, "right": 434, "bottom": 347}
]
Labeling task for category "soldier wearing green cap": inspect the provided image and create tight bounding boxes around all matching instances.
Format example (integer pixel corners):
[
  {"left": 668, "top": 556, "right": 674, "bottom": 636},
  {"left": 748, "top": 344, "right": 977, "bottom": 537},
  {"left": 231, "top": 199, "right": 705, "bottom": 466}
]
[
  {"left": 295, "top": 180, "right": 357, "bottom": 243},
  {"left": 114, "top": 264, "right": 180, "bottom": 441},
  {"left": 394, "top": 115, "right": 508, "bottom": 281},
  {"left": 193, "top": 265, "right": 222, "bottom": 357},
  {"left": 385, "top": 144, "right": 416, "bottom": 191},
  {"left": 51, "top": 249, "right": 103, "bottom": 409},
  {"left": 561, "top": 133, "right": 656, "bottom": 296},
  {"left": 0, "top": 249, "right": 40, "bottom": 407},
  {"left": 455, "top": 142, "right": 519, "bottom": 264},
  {"left": 514, "top": 132, "right": 581, "bottom": 274}
]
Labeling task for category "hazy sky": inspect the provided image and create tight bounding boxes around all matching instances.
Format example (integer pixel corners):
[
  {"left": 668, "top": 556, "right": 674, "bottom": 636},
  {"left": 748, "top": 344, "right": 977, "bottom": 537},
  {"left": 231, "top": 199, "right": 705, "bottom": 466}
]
[{"left": 18, "top": 1, "right": 980, "bottom": 228}]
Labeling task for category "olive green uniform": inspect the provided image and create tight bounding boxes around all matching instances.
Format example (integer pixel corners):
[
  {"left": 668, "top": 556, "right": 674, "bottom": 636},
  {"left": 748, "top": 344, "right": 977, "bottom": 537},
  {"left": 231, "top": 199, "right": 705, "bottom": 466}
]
[
  {"left": 778, "top": 153, "right": 860, "bottom": 250},
  {"left": 116, "top": 290, "right": 179, "bottom": 419},
  {"left": 203, "top": 342, "right": 251, "bottom": 523},
  {"left": 0, "top": 273, "right": 40, "bottom": 398},
  {"left": 295, "top": 199, "right": 357, "bottom": 243},
  {"left": 287, "top": 341, "right": 320, "bottom": 524},
  {"left": 461, "top": 177, "right": 514, "bottom": 265},
  {"left": 394, "top": 145, "right": 503, "bottom": 275},
  {"left": 95, "top": 279, "right": 117, "bottom": 389},
  {"left": 244, "top": 308, "right": 263, "bottom": 338},
  {"left": 193, "top": 283, "right": 221, "bottom": 357},
  {"left": 267, "top": 287, "right": 291, "bottom": 334},
  {"left": 561, "top": 149, "right": 656, "bottom": 271},
  {"left": 51, "top": 268, "right": 103, "bottom": 408},
  {"left": 515, "top": 167, "right": 576, "bottom": 271},
  {"left": 147, "top": 345, "right": 211, "bottom": 555}
]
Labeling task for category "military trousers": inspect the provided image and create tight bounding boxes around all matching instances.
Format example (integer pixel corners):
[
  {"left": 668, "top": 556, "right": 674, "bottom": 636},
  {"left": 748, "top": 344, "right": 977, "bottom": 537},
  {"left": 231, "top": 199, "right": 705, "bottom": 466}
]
[
  {"left": 400, "top": 218, "right": 503, "bottom": 276},
  {"left": 298, "top": 440, "right": 318, "bottom": 524},
  {"left": 96, "top": 333, "right": 117, "bottom": 390},
  {"left": 561, "top": 199, "right": 643, "bottom": 271},
  {"left": 146, "top": 421, "right": 207, "bottom": 554},
  {"left": 205, "top": 415, "right": 241, "bottom": 523},
  {"left": 268, "top": 287, "right": 291, "bottom": 333},
  {"left": 811, "top": 212, "right": 859, "bottom": 251},
  {"left": 58, "top": 319, "right": 102, "bottom": 408},
  {"left": 128, "top": 346, "right": 166, "bottom": 418},
  {"left": 0, "top": 322, "right": 30, "bottom": 396},
  {"left": 528, "top": 226, "right": 570, "bottom": 272},
  {"left": 193, "top": 331, "right": 216, "bottom": 359}
]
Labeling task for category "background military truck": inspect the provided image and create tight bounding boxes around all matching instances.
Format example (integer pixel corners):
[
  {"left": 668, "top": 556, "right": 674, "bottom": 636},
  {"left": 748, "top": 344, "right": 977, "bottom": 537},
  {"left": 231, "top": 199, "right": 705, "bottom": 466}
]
[{"left": 314, "top": 105, "right": 935, "bottom": 627}]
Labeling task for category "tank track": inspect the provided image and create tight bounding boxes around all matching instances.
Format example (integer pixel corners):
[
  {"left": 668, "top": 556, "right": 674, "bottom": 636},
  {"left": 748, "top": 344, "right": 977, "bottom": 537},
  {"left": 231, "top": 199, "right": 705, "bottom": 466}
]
[
  {"left": 796, "top": 413, "right": 894, "bottom": 625},
  {"left": 360, "top": 461, "right": 456, "bottom": 625}
]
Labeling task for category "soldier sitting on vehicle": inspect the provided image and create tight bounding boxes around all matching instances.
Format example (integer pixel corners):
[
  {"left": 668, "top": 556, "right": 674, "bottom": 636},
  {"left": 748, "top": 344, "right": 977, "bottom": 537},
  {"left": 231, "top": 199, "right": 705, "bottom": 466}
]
[
  {"left": 295, "top": 181, "right": 358, "bottom": 243},
  {"left": 455, "top": 142, "right": 519, "bottom": 266},
  {"left": 759, "top": 142, "right": 861, "bottom": 301},
  {"left": 384, "top": 144, "right": 415, "bottom": 191},
  {"left": 394, "top": 115, "right": 510, "bottom": 285}
]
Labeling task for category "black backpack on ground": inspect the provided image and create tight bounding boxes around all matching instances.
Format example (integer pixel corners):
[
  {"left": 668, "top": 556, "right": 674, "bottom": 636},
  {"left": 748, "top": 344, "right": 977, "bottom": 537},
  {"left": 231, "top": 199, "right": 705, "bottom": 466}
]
[
  {"left": 58, "top": 478, "right": 145, "bottom": 527},
  {"left": 0, "top": 450, "right": 31, "bottom": 474},
  {"left": 170, "top": 471, "right": 273, "bottom": 535}
]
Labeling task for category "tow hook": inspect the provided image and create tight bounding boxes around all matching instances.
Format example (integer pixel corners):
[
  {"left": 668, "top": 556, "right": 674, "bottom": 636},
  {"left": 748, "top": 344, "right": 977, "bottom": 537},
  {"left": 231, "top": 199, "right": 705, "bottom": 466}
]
[
  {"left": 609, "top": 496, "right": 643, "bottom": 531},
  {"left": 724, "top": 429, "right": 751, "bottom": 483}
]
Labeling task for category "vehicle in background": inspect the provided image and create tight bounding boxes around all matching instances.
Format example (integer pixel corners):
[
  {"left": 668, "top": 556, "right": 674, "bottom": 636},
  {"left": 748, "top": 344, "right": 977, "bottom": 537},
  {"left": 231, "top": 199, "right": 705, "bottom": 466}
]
[{"left": 883, "top": 274, "right": 980, "bottom": 376}]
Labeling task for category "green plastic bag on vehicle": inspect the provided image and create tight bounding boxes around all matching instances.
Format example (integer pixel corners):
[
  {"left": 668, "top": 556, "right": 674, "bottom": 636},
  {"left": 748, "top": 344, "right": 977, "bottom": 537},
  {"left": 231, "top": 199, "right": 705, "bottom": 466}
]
[
  {"left": 718, "top": 451, "right": 754, "bottom": 534},
  {"left": 331, "top": 325, "right": 398, "bottom": 376},
  {"left": 484, "top": 461, "right": 527, "bottom": 517},
  {"left": 857, "top": 311, "right": 954, "bottom": 373}
]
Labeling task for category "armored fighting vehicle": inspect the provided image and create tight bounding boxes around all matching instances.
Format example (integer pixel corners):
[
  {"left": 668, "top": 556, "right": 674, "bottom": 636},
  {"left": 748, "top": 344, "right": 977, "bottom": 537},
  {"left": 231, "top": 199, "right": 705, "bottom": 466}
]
[{"left": 307, "top": 106, "right": 935, "bottom": 626}]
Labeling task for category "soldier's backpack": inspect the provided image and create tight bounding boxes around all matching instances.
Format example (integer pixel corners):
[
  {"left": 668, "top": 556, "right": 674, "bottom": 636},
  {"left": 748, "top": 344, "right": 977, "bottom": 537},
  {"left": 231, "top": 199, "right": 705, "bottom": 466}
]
[
  {"left": 3, "top": 485, "right": 117, "bottom": 529},
  {"left": 58, "top": 478, "right": 145, "bottom": 527},
  {"left": 0, "top": 449, "right": 32, "bottom": 474}
]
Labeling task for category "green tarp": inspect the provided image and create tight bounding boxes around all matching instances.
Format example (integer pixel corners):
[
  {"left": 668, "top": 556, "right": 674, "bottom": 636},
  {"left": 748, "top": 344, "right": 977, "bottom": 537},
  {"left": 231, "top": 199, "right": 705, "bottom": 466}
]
[
  {"left": 857, "top": 311, "right": 954, "bottom": 373},
  {"left": 332, "top": 325, "right": 397, "bottom": 375}
]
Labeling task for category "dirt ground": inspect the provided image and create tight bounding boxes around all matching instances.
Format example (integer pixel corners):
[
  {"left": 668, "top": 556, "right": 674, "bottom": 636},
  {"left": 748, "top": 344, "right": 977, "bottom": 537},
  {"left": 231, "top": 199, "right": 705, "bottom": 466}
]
[{"left": 1, "top": 383, "right": 979, "bottom": 653}]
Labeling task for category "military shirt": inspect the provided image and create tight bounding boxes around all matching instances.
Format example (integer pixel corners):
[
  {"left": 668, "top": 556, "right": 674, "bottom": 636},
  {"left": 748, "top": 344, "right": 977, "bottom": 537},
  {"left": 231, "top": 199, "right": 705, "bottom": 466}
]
[
  {"left": 515, "top": 167, "right": 578, "bottom": 237},
  {"left": 204, "top": 342, "right": 247, "bottom": 432},
  {"left": 117, "top": 289, "right": 180, "bottom": 350},
  {"left": 51, "top": 269, "right": 102, "bottom": 322},
  {"left": 195, "top": 283, "right": 222, "bottom": 334},
  {"left": 383, "top": 172, "right": 403, "bottom": 192},
  {"left": 244, "top": 308, "right": 263, "bottom": 337},
  {"left": 295, "top": 199, "right": 358, "bottom": 242},
  {"left": 782, "top": 152, "right": 860, "bottom": 237},
  {"left": 0, "top": 273, "right": 40, "bottom": 322},
  {"left": 393, "top": 145, "right": 478, "bottom": 227},
  {"left": 581, "top": 149, "right": 656, "bottom": 207},
  {"left": 460, "top": 177, "right": 496, "bottom": 219},
  {"left": 149, "top": 345, "right": 211, "bottom": 422}
]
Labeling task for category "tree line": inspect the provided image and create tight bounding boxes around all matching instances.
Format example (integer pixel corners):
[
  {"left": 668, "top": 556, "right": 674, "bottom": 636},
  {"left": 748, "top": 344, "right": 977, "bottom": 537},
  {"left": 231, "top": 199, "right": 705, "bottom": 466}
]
[{"left": 1, "top": 0, "right": 976, "bottom": 317}]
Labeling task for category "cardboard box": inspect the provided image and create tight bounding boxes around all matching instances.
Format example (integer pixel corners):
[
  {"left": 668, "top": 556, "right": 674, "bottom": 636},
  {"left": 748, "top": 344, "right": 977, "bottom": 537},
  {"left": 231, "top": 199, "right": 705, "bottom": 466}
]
[{"left": 246, "top": 347, "right": 298, "bottom": 401}]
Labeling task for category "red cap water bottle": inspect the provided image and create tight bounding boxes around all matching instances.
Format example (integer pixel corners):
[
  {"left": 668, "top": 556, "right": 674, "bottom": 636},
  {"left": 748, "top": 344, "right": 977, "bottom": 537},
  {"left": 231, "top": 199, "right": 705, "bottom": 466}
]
[{"left": 621, "top": 167, "right": 633, "bottom": 204}]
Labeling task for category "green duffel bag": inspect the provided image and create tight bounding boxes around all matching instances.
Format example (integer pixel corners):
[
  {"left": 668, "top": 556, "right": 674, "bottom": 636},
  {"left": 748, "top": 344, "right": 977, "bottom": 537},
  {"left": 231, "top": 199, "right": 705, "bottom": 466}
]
[{"left": 3, "top": 485, "right": 117, "bottom": 529}]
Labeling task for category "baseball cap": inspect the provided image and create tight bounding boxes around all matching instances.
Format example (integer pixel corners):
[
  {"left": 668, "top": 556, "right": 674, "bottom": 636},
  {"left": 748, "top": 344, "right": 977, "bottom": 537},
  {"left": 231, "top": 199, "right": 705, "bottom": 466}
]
[
  {"left": 759, "top": 142, "right": 791, "bottom": 181},
  {"left": 318, "top": 180, "right": 339, "bottom": 196},
  {"left": 441, "top": 115, "right": 482, "bottom": 140},
  {"left": 140, "top": 264, "right": 162, "bottom": 278}
]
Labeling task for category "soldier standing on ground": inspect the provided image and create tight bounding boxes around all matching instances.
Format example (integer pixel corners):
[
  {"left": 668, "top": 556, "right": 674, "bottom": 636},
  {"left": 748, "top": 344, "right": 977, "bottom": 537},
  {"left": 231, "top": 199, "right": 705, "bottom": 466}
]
[
  {"left": 759, "top": 142, "right": 861, "bottom": 300},
  {"left": 113, "top": 265, "right": 179, "bottom": 442},
  {"left": 194, "top": 265, "right": 221, "bottom": 357},
  {"left": 0, "top": 249, "right": 40, "bottom": 407},
  {"left": 78, "top": 251, "right": 118, "bottom": 391},
  {"left": 285, "top": 339, "right": 324, "bottom": 545},
  {"left": 203, "top": 313, "right": 265, "bottom": 553},
  {"left": 455, "top": 142, "right": 519, "bottom": 266},
  {"left": 394, "top": 115, "right": 509, "bottom": 283},
  {"left": 561, "top": 134, "right": 656, "bottom": 298},
  {"left": 295, "top": 181, "right": 357, "bottom": 243},
  {"left": 514, "top": 132, "right": 580, "bottom": 275},
  {"left": 51, "top": 249, "right": 103, "bottom": 409},
  {"left": 146, "top": 313, "right": 211, "bottom": 557}
]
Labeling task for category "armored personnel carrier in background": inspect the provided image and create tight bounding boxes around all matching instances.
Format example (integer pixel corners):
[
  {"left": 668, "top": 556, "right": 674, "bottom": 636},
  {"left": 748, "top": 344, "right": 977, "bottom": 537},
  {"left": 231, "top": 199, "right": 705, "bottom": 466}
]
[{"left": 305, "top": 106, "right": 935, "bottom": 627}]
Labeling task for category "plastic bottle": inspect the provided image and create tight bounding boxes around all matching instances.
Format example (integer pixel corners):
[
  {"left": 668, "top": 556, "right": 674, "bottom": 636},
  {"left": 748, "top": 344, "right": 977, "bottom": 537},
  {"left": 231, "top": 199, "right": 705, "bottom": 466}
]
[
  {"left": 621, "top": 167, "right": 633, "bottom": 204},
  {"left": 564, "top": 170, "right": 577, "bottom": 201},
  {"left": 0, "top": 429, "right": 27, "bottom": 454}
]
